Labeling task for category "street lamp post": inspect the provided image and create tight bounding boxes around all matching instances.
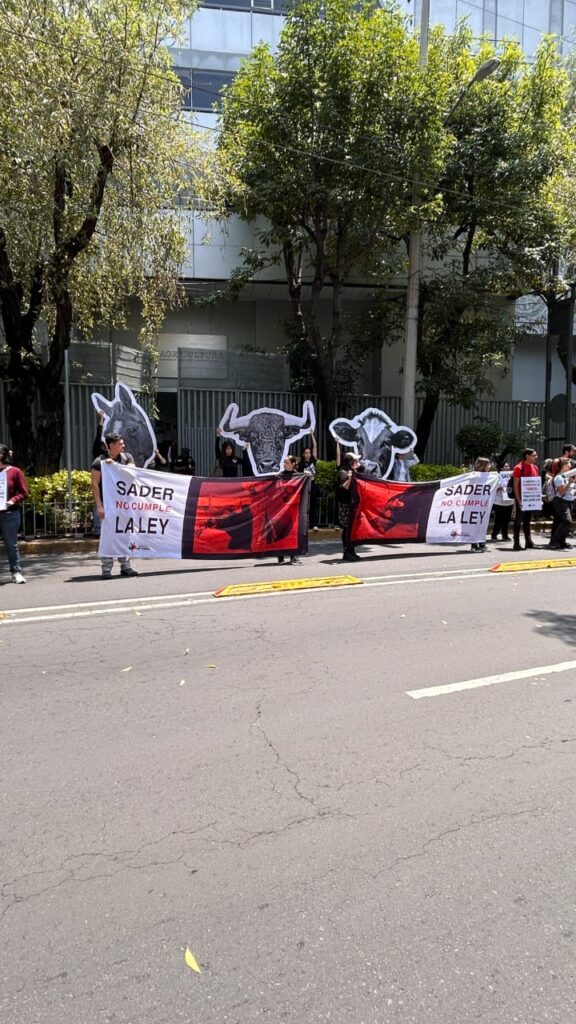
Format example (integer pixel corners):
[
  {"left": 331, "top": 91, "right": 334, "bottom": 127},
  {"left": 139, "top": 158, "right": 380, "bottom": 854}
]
[{"left": 400, "top": 42, "right": 501, "bottom": 431}]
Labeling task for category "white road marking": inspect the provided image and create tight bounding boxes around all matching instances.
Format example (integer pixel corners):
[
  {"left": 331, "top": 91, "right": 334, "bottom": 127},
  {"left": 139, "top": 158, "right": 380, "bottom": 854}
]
[
  {"left": 0, "top": 562, "right": 544, "bottom": 626},
  {"left": 407, "top": 660, "right": 576, "bottom": 699}
]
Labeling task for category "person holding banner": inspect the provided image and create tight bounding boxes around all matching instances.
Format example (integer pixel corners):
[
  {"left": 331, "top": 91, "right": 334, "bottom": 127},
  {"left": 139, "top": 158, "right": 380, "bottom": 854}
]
[
  {"left": 490, "top": 461, "right": 514, "bottom": 542},
  {"left": 91, "top": 433, "right": 139, "bottom": 578},
  {"left": 512, "top": 448, "right": 539, "bottom": 551},
  {"left": 0, "top": 443, "right": 28, "bottom": 584}
]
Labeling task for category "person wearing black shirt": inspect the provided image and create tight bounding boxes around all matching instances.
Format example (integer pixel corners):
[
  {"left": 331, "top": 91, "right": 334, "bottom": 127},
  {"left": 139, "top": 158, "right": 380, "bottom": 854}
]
[
  {"left": 337, "top": 451, "right": 361, "bottom": 562},
  {"left": 277, "top": 455, "right": 302, "bottom": 565}
]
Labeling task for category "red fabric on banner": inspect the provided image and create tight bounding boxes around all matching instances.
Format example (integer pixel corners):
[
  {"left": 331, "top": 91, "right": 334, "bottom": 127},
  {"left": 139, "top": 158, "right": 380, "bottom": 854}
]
[
  {"left": 182, "top": 476, "right": 310, "bottom": 558},
  {"left": 350, "top": 476, "right": 440, "bottom": 543}
]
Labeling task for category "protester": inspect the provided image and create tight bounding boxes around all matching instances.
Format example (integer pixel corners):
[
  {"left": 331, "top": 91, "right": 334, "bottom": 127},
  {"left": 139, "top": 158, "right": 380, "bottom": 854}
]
[
  {"left": 392, "top": 450, "right": 419, "bottom": 482},
  {"left": 171, "top": 448, "right": 195, "bottom": 475},
  {"left": 0, "top": 443, "right": 28, "bottom": 583},
  {"left": 149, "top": 447, "right": 169, "bottom": 471},
  {"left": 91, "top": 409, "right": 107, "bottom": 537},
  {"left": 548, "top": 456, "right": 576, "bottom": 550},
  {"left": 215, "top": 429, "right": 242, "bottom": 477},
  {"left": 91, "top": 433, "right": 139, "bottom": 578},
  {"left": 276, "top": 455, "right": 303, "bottom": 565},
  {"left": 490, "top": 461, "right": 514, "bottom": 542},
  {"left": 297, "top": 435, "right": 320, "bottom": 530},
  {"left": 471, "top": 457, "right": 491, "bottom": 552},
  {"left": 512, "top": 448, "right": 539, "bottom": 551},
  {"left": 337, "top": 451, "right": 361, "bottom": 562}
]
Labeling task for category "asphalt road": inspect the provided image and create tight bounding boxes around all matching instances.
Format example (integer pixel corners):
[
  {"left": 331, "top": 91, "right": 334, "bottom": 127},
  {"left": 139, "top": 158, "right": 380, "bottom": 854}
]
[{"left": 1, "top": 538, "right": 576, "bottom": 1024}]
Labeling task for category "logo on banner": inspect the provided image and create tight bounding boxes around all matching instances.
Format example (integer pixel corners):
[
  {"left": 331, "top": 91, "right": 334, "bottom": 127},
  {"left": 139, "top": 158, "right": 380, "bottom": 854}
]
[
  {"left": 218, "top": 401, "right": 316, "bottom": 476},
  {"left": 329, "top": 408, "right": 416, "bottom": 479}
]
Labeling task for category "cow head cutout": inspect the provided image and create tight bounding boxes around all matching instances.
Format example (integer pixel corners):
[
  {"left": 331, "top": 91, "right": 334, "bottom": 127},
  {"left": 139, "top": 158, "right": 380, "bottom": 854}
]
[
  {"left": 219, "top": 401, "right": 316, "bottom": 476},
  {"left": 91, "top": 383, "right": 157, "bottom": 468},
  {"left": 329, "top": 408, "right": 417, "bottom": 479}
]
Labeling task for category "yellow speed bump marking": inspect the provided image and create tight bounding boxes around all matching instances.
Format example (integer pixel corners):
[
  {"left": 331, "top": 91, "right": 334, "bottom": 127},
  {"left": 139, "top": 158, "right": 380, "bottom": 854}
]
[
  {"left": 214, "top": 575, "right": 362, "bottom": 598},
  {"left": 491, "top": 557, "right": 576, "bottom": 573}
]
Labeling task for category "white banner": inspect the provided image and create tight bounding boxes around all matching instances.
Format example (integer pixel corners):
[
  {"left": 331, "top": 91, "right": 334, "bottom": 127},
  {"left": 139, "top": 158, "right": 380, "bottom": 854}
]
[
  {"left": 0, "top": 472, "right": 7, "bottom": 511},
  {"left": 99, "top": 463, "right": 190, "bottom": 558},
  {"left": 426, "top": 472, "right": 499, "bottom": 544}
]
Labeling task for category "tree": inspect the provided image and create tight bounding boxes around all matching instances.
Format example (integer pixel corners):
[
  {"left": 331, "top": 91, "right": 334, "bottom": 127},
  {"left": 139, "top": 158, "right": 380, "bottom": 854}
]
[
  {"left": 215, "top": 0, "right": 452, "bottom": 444},
  {"left": 412, "top": 30, "right": 574, "bottom": 453},
  {"left": 0, "top": 0, "right": 200, "bottom": 473}
]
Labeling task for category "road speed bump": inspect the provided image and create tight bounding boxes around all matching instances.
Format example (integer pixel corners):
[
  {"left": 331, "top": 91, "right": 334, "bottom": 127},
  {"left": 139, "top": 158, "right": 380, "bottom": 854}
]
[
  {"left": 214, "top": 575, "right": 363, "bottom": 597},
  {"left": 491, "top": 557, "right": 576, "bottom": 573}
]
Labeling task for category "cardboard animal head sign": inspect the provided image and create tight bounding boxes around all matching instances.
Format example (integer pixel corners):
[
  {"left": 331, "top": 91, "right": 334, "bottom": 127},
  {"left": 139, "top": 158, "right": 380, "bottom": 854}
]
[
  {"left": 219, "top": 401, "right": 316, "bottom": 476},
  {"left": 330, "top": 407, "right": 417, "bottom": 479},
  {"left": 91, "top": 383, "right": 157, "bottom": 468}
]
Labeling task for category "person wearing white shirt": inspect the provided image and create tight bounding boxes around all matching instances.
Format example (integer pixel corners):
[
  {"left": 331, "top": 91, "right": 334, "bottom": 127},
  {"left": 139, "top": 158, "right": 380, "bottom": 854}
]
[
  {"left": 392, "top": 451, "right": 419, "bottom": 483},
  {"left": 549, "top": 456, "right": 576, "bottom": 550}
]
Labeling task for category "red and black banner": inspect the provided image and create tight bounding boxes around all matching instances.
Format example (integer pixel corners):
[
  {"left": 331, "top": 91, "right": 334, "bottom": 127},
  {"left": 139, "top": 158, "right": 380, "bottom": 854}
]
[
  {"left": 182, "top": 475, "right": 311, "bottom": 559},
  {"left": 350, "top": 477, "right": 439, "bottom": 543}
]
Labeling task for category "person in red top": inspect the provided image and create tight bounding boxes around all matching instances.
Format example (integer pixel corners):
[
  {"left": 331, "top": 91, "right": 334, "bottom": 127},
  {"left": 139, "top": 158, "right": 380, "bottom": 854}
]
[
  {"left": 512, "top": 447, "right": 539, "bottom": 551},
  {"left": 0, "top": 443, "right": 29, "bottom": 583}
]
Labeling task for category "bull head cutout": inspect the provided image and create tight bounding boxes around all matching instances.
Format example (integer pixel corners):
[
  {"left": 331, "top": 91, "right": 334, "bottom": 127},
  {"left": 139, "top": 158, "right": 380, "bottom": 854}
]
[
  {"left": 91, "top": 382, "right": 157, "bottom": 469},
  {"left": 329, "top": 407, "right": 417, "bottom": 479},
  {"left": 219, "top": 401, "right": 316, "bottom": 476}
]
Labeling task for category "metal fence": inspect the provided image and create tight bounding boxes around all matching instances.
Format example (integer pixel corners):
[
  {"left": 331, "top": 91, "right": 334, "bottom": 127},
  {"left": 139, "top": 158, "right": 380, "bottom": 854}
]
[
  {"left": 178, "top": 389, "right": 559, "bottom": 476},
  {"left": 20, "top": 499, "right": 96, "bottom": 539},
  {"left": 2, "top": 377, "right": 574, "bottom": 477}
]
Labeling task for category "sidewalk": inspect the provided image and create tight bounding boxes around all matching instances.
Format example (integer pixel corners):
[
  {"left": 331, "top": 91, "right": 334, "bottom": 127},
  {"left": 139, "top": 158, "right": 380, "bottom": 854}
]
[{"left": 19, "top": 527, "right": 344, "bottom": 556}]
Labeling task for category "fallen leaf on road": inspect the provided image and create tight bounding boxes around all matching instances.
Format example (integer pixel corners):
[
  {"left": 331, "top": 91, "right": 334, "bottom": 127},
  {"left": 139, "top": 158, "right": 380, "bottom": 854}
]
[
  {"left": 179, "top": 680, "right": 186, "bottom": 686},
  {"left": 207, "top": 664, "right": 217, "bottom": 669},
  {"left": 135, "top": 611, "right": 142, "bottom": 617},
  {"left": 184, "top": 947, "right": 201, "bottom": 973},
  {"left": 185, "top": 648, "right": 190, "bottom": 655},
  {"left": 121, "top": 666, "right": 133, "bottom": 673}
]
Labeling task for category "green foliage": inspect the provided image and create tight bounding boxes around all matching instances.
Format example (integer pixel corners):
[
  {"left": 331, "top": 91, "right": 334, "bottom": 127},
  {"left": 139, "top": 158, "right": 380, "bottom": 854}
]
[
  {"left": 411, "top": 463, "right": 462, "bottom": 481},
  {"left": 315, "top": 459, "right": 338, "bottom": 494},
  {"left": 455, "top": 418, "right": 543, "bottom": 464},
  {"left": 26, "top": 471, "right": 93, "bottom": 505},
  {"left": 215, "top": 0, "right": 452, "bottom": 423},
  {"left": 455, "top": 422, "right": 503, "bottom": 461},
  {"left": 0, "top": 0, "right": 206, "bottom": 472}
]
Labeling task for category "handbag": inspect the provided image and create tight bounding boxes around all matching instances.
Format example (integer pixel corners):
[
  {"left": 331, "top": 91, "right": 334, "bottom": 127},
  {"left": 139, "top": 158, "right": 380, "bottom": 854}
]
[{"left": 211, "top": 463, "right": 223, "bottom": 478}]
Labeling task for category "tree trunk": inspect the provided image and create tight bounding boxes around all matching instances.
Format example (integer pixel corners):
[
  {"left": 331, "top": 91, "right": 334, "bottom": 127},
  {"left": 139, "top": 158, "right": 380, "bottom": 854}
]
[{"left": 415, "top": 391, "right": 439, "bottom": 460}]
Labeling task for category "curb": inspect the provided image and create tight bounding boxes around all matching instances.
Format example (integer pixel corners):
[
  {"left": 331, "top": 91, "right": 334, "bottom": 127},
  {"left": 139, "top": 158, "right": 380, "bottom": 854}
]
[{"left": 19, "top": 528, "right": 343, "bottom": 557}]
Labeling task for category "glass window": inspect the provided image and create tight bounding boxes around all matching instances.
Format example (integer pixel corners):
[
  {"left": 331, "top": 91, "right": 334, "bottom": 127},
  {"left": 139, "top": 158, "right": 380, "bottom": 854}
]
[
  {"left": 191, "top": 69, "right": 236, "bottom": 111},
  {"left": 500, "top": 0, "right": 523, "bottom": 20},
  {"left": 496, "top": 15, "right": 522, "bottom": 40},
  {"left": 523, "top": 0, "right": 550, "bottom": 31},
  {"left": 523, "top": 25, "right": 542, "bottom": 56},
  {"left": 174, "top": 67, "right": 192, "bottom": 110},
  {"left": 457, "top": 1, "right": 483, "bottom": 36},
  {"left": 430, "top": 0, "right": 457, "bottom": 29},
  {"left": 564, "top": 1, "right": 576, "bottom": 33},
  {"left": 200, "top": 0, "right": 251, "bottom": 8}
]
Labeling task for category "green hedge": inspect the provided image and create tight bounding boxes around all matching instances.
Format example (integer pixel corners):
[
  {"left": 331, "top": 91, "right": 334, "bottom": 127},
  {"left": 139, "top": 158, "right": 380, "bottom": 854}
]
[
  {"left": 315, "top": 460, "right": 462, "bottom": 491},
  {"left": 26, "top": 470, "right": 93, "bottom": 505}
]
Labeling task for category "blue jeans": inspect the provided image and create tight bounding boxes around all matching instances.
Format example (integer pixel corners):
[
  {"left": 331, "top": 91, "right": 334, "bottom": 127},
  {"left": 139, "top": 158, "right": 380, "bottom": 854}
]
[{"left": 0, "top": 506, "right": 22, "bottom": 573}]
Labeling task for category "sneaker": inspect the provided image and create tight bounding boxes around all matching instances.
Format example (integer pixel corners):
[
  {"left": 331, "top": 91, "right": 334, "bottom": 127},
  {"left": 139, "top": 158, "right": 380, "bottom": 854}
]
[
  {"left": 102, "top": 572, "right": 112, "bottom": 579},
  {"left": 525, "top": 541, "right": 535, "bottom": 549},
  {"left": 120, "top": 566, "right": 139, "bottom": 577},
  {"left": 312, "top": 525, "right": 319, "bottom": 531},
  {"left": 513, "top": 544, "right": 522, "bottom": 551},
  {"left": 277, "top": 556, "right": 285, "bottom": 564},
  {"left": 289, "top": 556, "right": 302, "bottom": 565},
  {"left": 342, "top": 553, "right": 356, "bottom": 563},
  {"left": 11, "top": 571, "right": 26, "bottom": 584}
]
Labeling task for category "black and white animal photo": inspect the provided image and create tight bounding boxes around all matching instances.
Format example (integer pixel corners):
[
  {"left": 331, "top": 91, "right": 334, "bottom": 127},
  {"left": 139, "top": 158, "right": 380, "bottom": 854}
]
[
  {"left": 329, "top": 408, "right": 417, "bottom": 479},
  {"left": 218, "top": 401, "right": 316, "bottom": 476}
]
